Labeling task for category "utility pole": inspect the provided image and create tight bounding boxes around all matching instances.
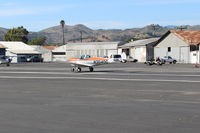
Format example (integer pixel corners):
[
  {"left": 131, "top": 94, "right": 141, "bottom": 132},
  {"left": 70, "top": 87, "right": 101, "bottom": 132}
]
[
  {"left": 151, "top": 24, "right": 158, "bottom": 36},
  {"left": 80, "top": 31, "right": 83, "bottom": 42},
  {"left": 177, "top": 26, "right": 187, "bottom": 31},
  {"left": 73, "top": 34, "right": 76, "bottom": 43}
]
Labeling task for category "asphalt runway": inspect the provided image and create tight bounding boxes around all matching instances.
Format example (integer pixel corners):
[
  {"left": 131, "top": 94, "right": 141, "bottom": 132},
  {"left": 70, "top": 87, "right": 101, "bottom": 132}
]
[{"left": 0, "top": 62, "right": 200, "bottom": 133}]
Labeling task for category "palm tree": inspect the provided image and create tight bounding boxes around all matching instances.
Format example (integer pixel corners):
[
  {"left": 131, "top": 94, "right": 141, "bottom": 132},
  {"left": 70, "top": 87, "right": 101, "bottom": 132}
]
[{"left": 60, "top": 20, "right": 65, "bottom": 45}]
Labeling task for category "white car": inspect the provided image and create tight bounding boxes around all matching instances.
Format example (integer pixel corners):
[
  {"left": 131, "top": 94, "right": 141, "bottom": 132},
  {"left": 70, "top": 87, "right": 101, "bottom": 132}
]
[
  {"left": 161, "top": 56, "right": 177, "bottom": 64},
  {"left": 108, "top": 54, "right": 125, "bottom": 63},
  {"left": 126, "top": 56, "right": 138, "bottom": 63}
]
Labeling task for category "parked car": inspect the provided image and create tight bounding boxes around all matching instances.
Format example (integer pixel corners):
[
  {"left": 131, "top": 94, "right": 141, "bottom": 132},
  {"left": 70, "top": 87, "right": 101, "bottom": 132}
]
[
  {"left": 126, "top": 56, "right": 138, "bottom": 63},
  {"left": 161, "top": 56, "right": 177, "bottom": 64},
  {"left": 108, "top": 54, "right": 125, "bottom": 63},
  {"left": 26, "top": 56, "right": 43, "bottom": 62}
]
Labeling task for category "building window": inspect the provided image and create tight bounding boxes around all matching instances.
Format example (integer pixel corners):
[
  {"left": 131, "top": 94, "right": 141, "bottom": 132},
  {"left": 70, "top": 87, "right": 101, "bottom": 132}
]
[
  {"left": 52, "top": 52, "right": 66, "bottom": 55},
  {"left": 190, "top": 45, "right": 199, "bottom": 51},
  {"left": 168, "top": 47, "right": 171, "bottom": 52}
]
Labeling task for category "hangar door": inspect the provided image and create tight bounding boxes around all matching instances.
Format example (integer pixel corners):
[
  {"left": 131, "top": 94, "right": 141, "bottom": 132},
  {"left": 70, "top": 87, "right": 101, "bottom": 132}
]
[
  {"left": 134, "top": 47, "right": 146, "bottom": 62},
  {"left": 180, "top": 46, "right": 189, "bottom": 63}
]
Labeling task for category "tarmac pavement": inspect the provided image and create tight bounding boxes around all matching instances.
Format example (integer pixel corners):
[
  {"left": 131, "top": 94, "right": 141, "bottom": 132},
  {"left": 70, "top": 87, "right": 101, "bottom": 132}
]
[{"left": 0, "top": 62, "right": 200, "bottom": 133}]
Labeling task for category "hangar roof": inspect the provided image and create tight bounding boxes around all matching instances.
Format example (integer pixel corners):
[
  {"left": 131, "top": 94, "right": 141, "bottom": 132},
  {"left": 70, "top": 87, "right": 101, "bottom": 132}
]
[
  {"left": 42, "top": 46, "right": 59, "bottom": 51},
  {"left": 120, "top": 38, "right": 159, "bottom": 48},
  {"left": 9, "top": 50, "right": 41, "bottom": 54},
  {"left": 52, "top": 45, "right": 66, "bottom": 52},
  {"left": 60, "top": 42, "right": 119, "bottom": 50},
  {"left": 155, "top": 30, "right": 200, "bottom": 46},
  {"left": 0, "top": 41, "right": 41, "bottom": 54},
  {"left": 171, "top": 30, "right": 200, "bottom": 45}
]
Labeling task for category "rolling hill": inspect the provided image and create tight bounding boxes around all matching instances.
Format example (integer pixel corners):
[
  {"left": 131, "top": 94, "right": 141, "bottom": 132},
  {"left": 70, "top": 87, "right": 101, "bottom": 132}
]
[{"left": 1, "top": 24, "right": 200, "bottom": 45}]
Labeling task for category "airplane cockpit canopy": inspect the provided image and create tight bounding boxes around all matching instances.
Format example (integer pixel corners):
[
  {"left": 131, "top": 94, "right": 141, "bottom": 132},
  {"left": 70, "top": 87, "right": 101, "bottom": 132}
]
[{"left": 80, "top": 55, "right": 91, "bottom": 59}]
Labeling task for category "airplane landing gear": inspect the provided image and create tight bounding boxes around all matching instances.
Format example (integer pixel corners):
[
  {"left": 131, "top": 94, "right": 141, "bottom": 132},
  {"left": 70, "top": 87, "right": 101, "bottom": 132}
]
[
  {"left": 71, "top": 67, "right": 75, "bottom": 72},
  {"left": 76, "top": 67, "right": 81, "bottom": 72},
  {"left": 71, "top": 67, "right": 82, "bottom": 73},
  {"left": 71, "top": 66, "right": 94, "bottom": 73},
  {"left": 89, "top": 67, "right": 94, "bottom": 72}
]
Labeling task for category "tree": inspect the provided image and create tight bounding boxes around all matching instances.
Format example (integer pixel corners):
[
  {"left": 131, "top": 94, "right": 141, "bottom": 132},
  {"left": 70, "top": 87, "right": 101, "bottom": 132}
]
[
  {"left": 28, "top": 37, "right": 46, "bottom": 46},
  {"left": 60, "top": 20, "right": 65, "bottom": 45},
  {"left": 4, "top": 26, "right": 29, "bottom": 43}
]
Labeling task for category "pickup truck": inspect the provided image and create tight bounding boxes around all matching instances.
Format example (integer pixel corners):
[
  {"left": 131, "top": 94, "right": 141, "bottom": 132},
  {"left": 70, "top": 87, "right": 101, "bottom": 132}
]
[
  {"left": 125, "top": 56, "right": 138, "bottom": 63},
  {"left": 161, "top": 56, "right": 177, "bottom": 64}
]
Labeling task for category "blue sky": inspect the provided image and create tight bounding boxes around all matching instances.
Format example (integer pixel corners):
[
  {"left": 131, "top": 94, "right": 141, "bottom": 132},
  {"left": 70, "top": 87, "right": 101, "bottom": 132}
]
[{"left": 0, "top": 0, "right": 200, "bottom": 31}]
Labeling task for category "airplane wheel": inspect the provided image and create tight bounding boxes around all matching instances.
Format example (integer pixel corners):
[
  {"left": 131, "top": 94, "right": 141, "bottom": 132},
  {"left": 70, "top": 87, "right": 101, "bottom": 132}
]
[
  {"left": 75, "top": 67, "right": 81, "bottom": 73},
  {"left": 6, "top": 63, "right": 10, "bottom": 67},
  {"left": 77, "top": 67, "right": 81, "bottom": 72},
  {"left": 71, "top": 67, "right": 75, "bottom": 72},
  {"left": 89, "top": 67, "right": 94, "bottom": 72}
]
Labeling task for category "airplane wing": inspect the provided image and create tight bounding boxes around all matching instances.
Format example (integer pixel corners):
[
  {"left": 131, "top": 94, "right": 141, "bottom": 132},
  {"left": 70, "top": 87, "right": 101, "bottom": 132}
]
[
  {"left": 68, "top": 57, "right": 108, "bottom": 67},
  {"left": 69, "top": 61, "right": 95, "bottom": 67},
  {"left": 67, "top": 57, "right": 95, "bottom": 67},
  {"left": 67, "top": 56, "right": 109, "bottom": 72}
]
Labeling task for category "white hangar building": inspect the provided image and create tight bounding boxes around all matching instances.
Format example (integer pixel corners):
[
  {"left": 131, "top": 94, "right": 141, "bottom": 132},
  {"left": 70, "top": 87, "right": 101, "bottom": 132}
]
[
  {"left": 0, "top": 41, "right": 41, "bottom": 63},
  {"left": 118, "top": 38, "right": 159, "bottom": 62},
  {"left": 154, "top": 30, "right": 200, "bottom": 64},
  {"left": 65, "top": 42, "right": 119, "bottom": 59}
]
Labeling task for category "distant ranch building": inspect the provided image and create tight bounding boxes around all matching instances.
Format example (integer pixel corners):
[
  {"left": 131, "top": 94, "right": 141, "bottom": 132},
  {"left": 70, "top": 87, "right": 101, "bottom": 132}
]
[
  {"left": 65, "top": 42, "right": 119, "bottom": 59},
  {"left": 154, "top": 30, "right": 200, "bottom": 63}
]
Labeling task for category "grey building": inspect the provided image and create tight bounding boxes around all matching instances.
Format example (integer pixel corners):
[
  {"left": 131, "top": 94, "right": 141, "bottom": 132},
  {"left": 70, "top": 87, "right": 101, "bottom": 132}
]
[{"left": 65, "top": 42, "right": 119, "bottom": 59}]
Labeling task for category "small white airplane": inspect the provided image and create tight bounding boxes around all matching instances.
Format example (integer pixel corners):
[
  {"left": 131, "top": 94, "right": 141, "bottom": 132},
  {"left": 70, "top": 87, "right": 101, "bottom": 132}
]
[{"left": 67, "top": 55, "right": 109, "bottom": 72}]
